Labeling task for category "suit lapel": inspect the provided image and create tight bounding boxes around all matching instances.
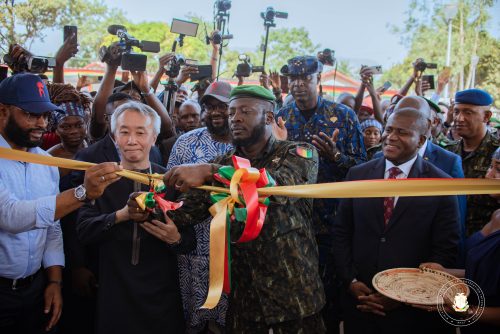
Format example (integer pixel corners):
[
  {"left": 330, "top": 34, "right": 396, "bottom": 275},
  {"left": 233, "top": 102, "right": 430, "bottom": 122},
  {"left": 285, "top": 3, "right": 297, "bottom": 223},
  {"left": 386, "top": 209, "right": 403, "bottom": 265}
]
[
  {"left": 424, "top": 141, "right": 437, "bottom": 165},
  {"left": 386, "top": 156, "right": 427, "bottom": 231}
]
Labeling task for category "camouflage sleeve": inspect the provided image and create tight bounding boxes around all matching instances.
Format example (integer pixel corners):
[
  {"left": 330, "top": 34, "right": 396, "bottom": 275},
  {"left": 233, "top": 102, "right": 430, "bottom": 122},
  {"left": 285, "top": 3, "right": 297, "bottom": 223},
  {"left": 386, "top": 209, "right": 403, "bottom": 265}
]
[
  {"left": 329, "top": 107, "right": 367, "bottom": 180},
  {"left": 168, "top": 189, "right": 211, "bottom": 228},
  {"left": 266, "top": 142, "right": 319, "bottom": 204}
]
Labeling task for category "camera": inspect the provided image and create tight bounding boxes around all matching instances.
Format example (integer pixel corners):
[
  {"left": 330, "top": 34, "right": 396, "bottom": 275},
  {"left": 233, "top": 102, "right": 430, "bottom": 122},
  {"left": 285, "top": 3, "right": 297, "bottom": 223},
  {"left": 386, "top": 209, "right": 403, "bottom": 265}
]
[
  {"left": 235, "top": 54, "right": 264, "bottom": 77},
  {"left": 99, "top": 25, "right": 160, "bottom": 72},
  {"left": 261, "top": 7, "right": 288, "bottom": 22},
  {"left": 317, "top": 48, "right": 335, "bottom": 66},
  {"left": 3, "top": 45, "right": 56, "bottom": 74},
  {"left": 164, "top": 55, "right": 185, "bottom": 78},
  {"left": 216, "top": 0, "right": 231, "bottom": 12},
  {"left": 414, "top": 59, "right": 437, "bottom": 72},
  {"left": 206, "top": 31, "right": 233, "bottom": 45}
]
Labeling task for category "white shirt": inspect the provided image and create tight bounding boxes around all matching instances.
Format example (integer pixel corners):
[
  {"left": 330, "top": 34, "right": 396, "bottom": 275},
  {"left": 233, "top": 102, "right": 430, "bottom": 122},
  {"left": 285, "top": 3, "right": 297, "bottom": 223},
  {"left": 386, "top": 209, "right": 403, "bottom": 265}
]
[
  {"left": 384, "top": 154, "right": 418, "bottom": 206},
  {"left": 417, "top": 139, "right": 429, "bottom": 158}
]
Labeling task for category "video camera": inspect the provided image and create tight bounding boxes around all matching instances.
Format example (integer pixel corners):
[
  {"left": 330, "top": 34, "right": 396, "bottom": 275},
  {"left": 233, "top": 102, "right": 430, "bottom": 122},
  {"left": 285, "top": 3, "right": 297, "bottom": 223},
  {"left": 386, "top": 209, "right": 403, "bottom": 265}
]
[
  {"left": 206, "top": 31, "right": 233, "bottom": 45},
  {"left": 317, "top": 48, "right": 336, "bottom": 67},
  {"left": 3, "top": 45, "right": 56, "bottom": 74},
  {"left": 216, "top": 0, "right": 231, "bottom": 12},
  {"left": 164, "top": 54, "right": 185, "bottom": 78},
  {"left": 99, "top": 25, "right": 160, "bottom": 72},
  {"left": 261, "top": 7, "right": 288, "bottom": 23},
  {"left": 414, "top": 59, "right": 437, "bottom": 72},
  {"left": 235, "top": 54, "right": 264, "bottom": 77}
]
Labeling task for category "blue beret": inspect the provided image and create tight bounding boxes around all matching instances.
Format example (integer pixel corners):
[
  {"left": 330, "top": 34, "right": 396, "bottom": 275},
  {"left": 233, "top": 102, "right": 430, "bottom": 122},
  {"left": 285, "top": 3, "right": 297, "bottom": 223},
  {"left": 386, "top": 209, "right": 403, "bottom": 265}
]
[
  {"left": 455, "top": 89, "right": 493, "bottom": 106},
  {"left": 281, "top": 56, "right": 323, "bottom": 76}
]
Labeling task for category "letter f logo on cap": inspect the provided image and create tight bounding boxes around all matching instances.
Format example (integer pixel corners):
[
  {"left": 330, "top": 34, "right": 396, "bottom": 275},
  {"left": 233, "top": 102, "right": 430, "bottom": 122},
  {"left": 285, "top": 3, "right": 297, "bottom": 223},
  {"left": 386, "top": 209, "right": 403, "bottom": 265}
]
[{"left": 37, "top": 81, "right": 45, "bottom": 97}]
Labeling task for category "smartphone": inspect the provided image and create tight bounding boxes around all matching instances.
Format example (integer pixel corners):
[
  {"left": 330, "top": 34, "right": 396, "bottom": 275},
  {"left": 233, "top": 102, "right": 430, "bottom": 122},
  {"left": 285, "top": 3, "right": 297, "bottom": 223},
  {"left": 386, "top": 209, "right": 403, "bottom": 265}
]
[
  {"left": 379, "top": 81, "right": 392, "bottom": 93},
  {"left": 366, "top": 65, "right": 383, "bottom": 75},
  {"left": 185, "top": 59, "right": 199, "bottom": 66},
  {"left": 64, "top": 25, "right": 78, "bottom": 43},
  {"left": 190, "top": 65, "right": 212, "bottom": 81},
  {"left": 422, "top": 75, "right": 435, "bottom": 90}
]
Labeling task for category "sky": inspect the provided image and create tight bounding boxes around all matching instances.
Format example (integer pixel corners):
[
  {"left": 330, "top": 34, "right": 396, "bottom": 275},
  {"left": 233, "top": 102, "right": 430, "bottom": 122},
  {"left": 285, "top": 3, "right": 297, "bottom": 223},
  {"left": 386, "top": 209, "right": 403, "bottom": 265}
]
[{"left": 31, "top": 0, "right": 500, "bottom": 70}]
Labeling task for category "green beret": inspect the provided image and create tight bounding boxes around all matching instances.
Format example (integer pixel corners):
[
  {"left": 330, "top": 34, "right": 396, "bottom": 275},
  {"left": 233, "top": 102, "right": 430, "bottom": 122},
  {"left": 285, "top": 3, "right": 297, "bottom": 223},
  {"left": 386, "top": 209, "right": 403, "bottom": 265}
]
[
  {"left": 424, "top": 97, "right": 442, "bottom": 114},
  {"left": 229, "top": 85, "right": 276, "bottom": 103}
]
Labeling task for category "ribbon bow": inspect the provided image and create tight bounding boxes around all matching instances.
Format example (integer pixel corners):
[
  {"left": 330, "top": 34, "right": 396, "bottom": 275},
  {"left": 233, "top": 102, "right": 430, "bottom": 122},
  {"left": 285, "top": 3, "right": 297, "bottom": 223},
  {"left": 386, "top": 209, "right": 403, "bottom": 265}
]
[
  {"left": 135, "top": 181, "right": 183, "bottom": 216},
  {"left": 201, "top": 156, "right": 275, "bottom": 309}
]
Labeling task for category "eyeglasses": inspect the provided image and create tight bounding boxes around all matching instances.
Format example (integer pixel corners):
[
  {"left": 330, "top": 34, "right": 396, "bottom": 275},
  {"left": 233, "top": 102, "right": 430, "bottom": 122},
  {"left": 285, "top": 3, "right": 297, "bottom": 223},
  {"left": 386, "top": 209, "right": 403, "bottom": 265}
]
[
  {"left": 203, "top": 104, "right": 228, "bottom": 112},
  {"left": 21, "top": 110, "right": 51, "bottom": 123},
  {"left": 288, "top": 74, "right": 314, "bottom": 83}
]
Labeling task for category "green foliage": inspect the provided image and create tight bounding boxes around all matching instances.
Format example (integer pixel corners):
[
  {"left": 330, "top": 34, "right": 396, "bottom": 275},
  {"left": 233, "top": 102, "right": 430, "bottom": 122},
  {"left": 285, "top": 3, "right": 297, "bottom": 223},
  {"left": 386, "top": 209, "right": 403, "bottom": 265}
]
[
  {"left": 384, "top": 0, "right": 499, "bottom": 107},
  {"left": 0, "top": 0, "right": 107, "bottom": 51},
  {"left": 258, "top": 27, "right": 320, "bottom": 72}
]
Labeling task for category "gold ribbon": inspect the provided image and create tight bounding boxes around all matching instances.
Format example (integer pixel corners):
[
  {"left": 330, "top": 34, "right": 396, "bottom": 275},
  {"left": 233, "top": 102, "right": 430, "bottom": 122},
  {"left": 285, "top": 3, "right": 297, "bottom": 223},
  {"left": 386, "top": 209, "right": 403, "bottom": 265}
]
[{"left": 1, "top": 147, "right": 500, "bottom": 310}]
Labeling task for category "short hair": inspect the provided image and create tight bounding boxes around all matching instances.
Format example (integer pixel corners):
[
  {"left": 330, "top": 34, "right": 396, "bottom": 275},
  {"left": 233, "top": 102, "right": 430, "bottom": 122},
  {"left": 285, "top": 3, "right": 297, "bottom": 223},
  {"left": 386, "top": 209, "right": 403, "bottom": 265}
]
[
  {"left": 179, "top": 99, "right": 201, "bottom": 114},
  {"left": 111, "top": 101, "right": 161, "bottom": 136},
  {"left": 106, "top": 92, "right": 132, "bottom": 106},
  {"left": 389, "top": 108, "right": 428, "bottom": 135}
]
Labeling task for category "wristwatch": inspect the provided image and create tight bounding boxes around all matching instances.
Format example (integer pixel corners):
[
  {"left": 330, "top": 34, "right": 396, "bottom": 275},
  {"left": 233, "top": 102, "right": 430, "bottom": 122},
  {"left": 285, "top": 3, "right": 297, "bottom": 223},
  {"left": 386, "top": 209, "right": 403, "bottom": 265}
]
[
  {"left": 74, "top": 184, "right": 87, "bottom": 202},
  {"left": 333, "top": 151, "right": 342, "bottom": 162},
  {"left": 140, "top": 87, "right": 154, "bottom": 98},
  {"left": 74, "top": 185, "right": 95, "bottom": 204}
]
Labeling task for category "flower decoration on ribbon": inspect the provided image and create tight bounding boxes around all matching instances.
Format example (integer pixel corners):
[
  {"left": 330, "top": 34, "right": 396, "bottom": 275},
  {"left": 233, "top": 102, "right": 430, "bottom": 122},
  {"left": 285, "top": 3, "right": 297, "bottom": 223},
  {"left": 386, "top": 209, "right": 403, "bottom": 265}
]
[
  {"left": 135, "top": 181, "right": 183, "bottom": 216},
  {"left": 201, "top": 156, "right": 276, "bottom": 309}
]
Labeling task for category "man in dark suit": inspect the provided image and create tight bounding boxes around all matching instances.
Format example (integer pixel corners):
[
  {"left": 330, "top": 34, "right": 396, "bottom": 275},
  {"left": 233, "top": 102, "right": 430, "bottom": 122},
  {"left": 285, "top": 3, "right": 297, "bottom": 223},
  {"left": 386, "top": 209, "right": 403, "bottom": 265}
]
[
  {"left": 374, "top": 96, "right": 467, "bottom": 263},
  {"left": 333, "top": 100, "right": 460, "bottom": 334}
]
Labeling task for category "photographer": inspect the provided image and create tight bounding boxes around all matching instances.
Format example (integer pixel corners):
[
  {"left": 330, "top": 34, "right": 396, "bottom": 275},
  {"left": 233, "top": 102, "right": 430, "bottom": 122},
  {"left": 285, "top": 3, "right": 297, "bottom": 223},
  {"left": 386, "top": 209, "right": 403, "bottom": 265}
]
[
  {"left": 353, "top": 66, "right": 383, "bottom": 124},
  {"left": 53, "top": 33, "right": 79, "bottom": 84},
  {"left": 90, "top": 55, "right": 175, "bottom": 142}
]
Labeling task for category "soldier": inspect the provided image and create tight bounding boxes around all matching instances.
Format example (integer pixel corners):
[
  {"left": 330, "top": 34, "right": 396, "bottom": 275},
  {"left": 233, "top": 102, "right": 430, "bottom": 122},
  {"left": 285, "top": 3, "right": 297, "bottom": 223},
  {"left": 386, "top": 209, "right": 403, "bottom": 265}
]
[
  {"left": 131, "top": 85, "right": 326, "bottom": 333},
  {"left": 276, "top": 57, "right": 366, "bottom": 332},
  {"left": 443, "top": 89, "right": 499, "bottom": 235}
]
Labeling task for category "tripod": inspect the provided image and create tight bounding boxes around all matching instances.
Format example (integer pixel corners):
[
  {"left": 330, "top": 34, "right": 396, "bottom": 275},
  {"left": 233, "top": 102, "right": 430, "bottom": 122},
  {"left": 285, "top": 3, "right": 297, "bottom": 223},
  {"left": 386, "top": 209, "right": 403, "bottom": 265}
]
[{"left": 162, "top": 34, "right": 185, "bottom": 116}]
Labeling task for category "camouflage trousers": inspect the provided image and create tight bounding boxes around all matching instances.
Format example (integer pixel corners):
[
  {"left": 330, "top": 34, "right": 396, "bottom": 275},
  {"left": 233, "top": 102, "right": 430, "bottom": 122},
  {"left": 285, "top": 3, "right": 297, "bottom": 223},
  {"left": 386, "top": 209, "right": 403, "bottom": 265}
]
[{"left": 227, "top": 312, "right": 326, "bottom": 334}]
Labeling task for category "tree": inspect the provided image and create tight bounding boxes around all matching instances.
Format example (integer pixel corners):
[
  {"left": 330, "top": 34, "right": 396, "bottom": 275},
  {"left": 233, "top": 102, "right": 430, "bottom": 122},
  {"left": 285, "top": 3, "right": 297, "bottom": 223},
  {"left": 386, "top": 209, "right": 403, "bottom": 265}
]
[
  {"left": 257, "top": 27, "right": 320, "bottom": 72},
  {"left": 0, "top": 0, "right": 107, "bottom": 52},
  {"left": 384, "top": 0, "right": 499, "bottom": 107}
]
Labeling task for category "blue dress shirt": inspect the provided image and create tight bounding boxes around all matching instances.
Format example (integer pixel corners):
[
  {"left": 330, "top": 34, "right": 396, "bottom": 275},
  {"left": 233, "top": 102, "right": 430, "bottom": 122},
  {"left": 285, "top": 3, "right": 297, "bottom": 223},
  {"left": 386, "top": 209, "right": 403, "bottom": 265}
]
[{"left": 0, "top": 135, "right": 64, "bottom": 279}]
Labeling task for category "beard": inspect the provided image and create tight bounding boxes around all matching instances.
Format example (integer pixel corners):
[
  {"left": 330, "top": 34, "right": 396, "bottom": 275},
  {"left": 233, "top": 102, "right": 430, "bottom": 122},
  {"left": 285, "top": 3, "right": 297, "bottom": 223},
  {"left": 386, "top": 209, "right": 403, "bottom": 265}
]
[
  {"left": 4, "top": 116, "right": 44, "bottom": 148},
  {"left": 206, "top": 115, "right": 230, "bottom": 137},
  {"left": 232, "top": 115, "right": 267, "bottom": 147}
]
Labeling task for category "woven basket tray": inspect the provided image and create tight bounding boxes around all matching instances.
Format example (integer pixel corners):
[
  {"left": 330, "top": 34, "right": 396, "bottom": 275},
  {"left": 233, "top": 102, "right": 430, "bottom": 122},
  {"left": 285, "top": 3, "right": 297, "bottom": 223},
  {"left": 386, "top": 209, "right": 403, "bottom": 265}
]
[{"left": 372, "top": 267, "right": 469, "bottom": 305}]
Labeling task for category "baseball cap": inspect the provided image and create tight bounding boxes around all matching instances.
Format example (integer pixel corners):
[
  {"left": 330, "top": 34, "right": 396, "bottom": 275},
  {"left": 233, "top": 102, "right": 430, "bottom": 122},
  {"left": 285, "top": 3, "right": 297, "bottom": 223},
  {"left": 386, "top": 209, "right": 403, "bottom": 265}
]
[
  {"left": 200, "top": 81, "right": 232, "bottom": 104},
  {"left": 0, "top": 73, "right": 62, "bottom": 114}
]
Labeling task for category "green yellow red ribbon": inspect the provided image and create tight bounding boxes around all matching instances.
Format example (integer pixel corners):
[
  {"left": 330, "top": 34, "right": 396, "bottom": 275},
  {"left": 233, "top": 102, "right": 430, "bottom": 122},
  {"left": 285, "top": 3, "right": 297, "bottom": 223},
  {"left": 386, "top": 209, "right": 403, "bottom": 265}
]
[
  {"left": 200, "top": 156, "right": 275, "bottom": 309},
  {"left": 0, "top": 147, "right": 499, "bottom": 310}
]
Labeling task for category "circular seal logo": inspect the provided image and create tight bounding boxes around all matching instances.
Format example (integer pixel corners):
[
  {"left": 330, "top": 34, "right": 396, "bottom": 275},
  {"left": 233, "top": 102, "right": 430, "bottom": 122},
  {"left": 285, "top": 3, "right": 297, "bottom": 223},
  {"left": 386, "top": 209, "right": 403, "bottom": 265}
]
[{"left": 437, "top": 278, "right": 485, "bottom": 327}]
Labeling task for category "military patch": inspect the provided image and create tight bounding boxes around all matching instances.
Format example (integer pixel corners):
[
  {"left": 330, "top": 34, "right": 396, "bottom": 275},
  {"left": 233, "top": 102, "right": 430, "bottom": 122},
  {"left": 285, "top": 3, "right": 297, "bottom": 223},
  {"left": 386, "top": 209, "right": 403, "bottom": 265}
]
[{"left": 294, "top": 146, "right": 313, "bottom": 159}]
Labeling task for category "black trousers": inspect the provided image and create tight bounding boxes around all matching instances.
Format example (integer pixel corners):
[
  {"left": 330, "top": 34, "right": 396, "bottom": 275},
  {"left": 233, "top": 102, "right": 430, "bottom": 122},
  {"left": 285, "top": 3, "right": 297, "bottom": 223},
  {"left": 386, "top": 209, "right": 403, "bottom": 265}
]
[{"left": 0, "top": 271, "right": 48, "bottom": 334}]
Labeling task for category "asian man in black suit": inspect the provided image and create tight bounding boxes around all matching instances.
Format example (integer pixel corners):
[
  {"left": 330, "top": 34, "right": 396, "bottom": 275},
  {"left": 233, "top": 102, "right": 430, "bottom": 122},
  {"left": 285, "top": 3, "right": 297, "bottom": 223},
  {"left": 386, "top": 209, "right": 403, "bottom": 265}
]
[{"left": 333, "top": 103, "right": 460, "bottom": 334}]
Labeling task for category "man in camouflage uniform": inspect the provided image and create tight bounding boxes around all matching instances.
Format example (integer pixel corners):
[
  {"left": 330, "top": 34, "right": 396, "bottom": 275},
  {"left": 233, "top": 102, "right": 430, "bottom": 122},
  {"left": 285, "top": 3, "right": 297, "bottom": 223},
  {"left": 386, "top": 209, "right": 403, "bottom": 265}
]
[
  {"left": 443, "top": 89, "right": 499, "bottom": 235},
  {"left": 276, "top": 56, "right": 366, "bottom": 332},
  {"left": 160, "top": 85, "right": 326, "bottom": 333}
]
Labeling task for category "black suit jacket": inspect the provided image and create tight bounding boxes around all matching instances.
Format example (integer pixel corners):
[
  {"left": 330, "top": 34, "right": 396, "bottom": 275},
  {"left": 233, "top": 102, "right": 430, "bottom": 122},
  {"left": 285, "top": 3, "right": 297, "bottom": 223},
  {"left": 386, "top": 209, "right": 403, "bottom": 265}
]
[{"left": 333, "top": 155, "right": 460, "bottom": 287}]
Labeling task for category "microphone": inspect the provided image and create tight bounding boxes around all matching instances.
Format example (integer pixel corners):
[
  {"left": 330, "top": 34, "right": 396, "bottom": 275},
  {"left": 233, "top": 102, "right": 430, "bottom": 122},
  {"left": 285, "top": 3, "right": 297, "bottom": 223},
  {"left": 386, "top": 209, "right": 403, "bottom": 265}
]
[{"left": 107, "top": 25, "right": 127, "bottom": 36}]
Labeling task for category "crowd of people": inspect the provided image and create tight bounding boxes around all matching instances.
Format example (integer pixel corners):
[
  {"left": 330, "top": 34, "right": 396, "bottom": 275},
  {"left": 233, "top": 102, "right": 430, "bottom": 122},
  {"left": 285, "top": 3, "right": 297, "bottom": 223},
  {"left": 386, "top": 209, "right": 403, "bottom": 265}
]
[{"left": 0, "top": 29, "right": 499, "bottom": 334}]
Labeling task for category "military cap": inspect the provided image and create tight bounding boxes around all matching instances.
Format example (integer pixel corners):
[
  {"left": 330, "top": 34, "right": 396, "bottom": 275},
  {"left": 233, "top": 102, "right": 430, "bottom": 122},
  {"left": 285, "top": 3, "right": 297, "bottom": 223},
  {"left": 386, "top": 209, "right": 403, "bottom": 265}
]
[
  {"left": 280, "top": 56, "right": 323, "bottom": 76},
  {"left": 455, "top": 89, "right": 493, "bottom": 106},
  {"left": 229, "top": 85, "right": 276, "bottom": 103},
  {"left": 424, "top": 97, "right": 442, "bottom": 114}
]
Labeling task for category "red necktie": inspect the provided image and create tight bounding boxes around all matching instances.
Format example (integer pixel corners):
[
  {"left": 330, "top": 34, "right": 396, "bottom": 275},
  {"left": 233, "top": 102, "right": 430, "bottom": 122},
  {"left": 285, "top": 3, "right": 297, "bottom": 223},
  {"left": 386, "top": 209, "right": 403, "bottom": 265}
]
[{"left": 383, "top": 167, "right": 402, "bottom": 226}]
